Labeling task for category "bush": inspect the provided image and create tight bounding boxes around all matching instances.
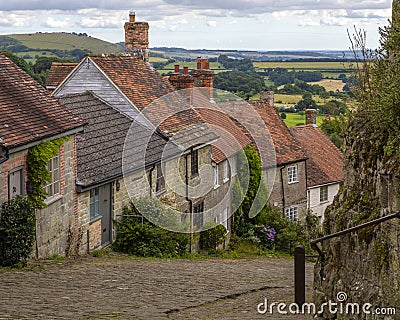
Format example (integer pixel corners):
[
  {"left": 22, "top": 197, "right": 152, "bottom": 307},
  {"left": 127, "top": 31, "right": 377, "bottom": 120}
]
[
  {"left": 112, "top": 198, "right": 190, "bottom": 258},
  {"left": 0, "top": 196, "right": 36, "bottom": 267},
  {"left": 200, "top": 222, "right": 226, "bottom": 251}
]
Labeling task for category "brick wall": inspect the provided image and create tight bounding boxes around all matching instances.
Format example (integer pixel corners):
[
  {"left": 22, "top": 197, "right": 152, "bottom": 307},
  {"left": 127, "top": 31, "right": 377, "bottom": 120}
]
[{"left": 0, "top": 150, "right": 28, "bottom": 201}]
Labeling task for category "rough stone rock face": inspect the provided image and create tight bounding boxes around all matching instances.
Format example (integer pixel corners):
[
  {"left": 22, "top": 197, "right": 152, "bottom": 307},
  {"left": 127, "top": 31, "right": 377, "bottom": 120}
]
[{"left": 314, "top": 2, "right": 400, "bottom": 318}]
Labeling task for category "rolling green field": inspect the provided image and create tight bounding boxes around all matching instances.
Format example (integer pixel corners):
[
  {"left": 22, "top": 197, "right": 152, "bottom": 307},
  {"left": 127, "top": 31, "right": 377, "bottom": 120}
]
[
  {"left": 8, "top": 33, "right": 121, "bottom": 53},
  {"left": 282, "top": 113, "right": 325, "bottom": 127},
  {"left": 253, "top": 61, "right": 354, "bottom": 71}
]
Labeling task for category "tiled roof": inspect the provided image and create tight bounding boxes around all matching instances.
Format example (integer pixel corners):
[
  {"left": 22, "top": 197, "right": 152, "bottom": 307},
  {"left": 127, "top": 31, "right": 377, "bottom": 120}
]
[
  {"left": 290, "top": 125, "right": 343, "bottom": 187},
  {"left": 90, "top": 56, "right": 205, "bottom": 133},
  {"left": 45, "top": 62, "right": 78, "bottom": 89},
  {"left": 197, "top": 108, "right": 251, "bottom": 163},
  {"left": 57, "top": 91, "right": 180, "bottom": 187},
  {"left": 223, "top": 100, "right": 306, "bottom": 168},
  {"left": 0, "top": 53, "right": 84, "bottom": 149}
]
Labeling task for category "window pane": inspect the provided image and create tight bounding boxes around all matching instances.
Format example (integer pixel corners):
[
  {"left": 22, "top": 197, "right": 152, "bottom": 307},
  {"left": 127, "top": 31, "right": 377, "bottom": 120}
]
[{"left": 191, "top": 150, "right": 198, "bottom": 176}]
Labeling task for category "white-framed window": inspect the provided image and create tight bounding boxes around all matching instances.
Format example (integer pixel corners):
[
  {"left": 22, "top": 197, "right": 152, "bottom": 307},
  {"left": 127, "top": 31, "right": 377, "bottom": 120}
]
[
  {"left": 223, "top": 160, "right": 229, "bottom": 183},
  {"left": 320, "top": 185, "right": 328, "bottom": 203},
  {"left": 45, "top": 154, "right": 60, "bottom": 199},
  {"left": 222, "top": 207, "right": 228, "bottom": 229},
  {"left": 193, "top": 201, "right": 204, "bottom": 229},
  {"left": 89, "top": 188, "right": 100, "bottom": 221},
  {"left": 285, "top": 206, "right": 299, "bottom": 222},
  {"left": 214, "top": 164, "right": 219, "bottom": 188},
  {"left": 287, "top": 165, "right": 298, "bottom": 184},
  {"left": 155, "top": 163, "right": 165, "bottom": 194},
  {"left": 230, "top": 156, "right": 237, "bottom": 177}
]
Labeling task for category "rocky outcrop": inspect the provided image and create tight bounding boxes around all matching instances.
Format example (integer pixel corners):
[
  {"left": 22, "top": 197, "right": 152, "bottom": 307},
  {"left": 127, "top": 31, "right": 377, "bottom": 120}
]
[{"left": 314, "top": 2, "right": 400, "bottom": 318}]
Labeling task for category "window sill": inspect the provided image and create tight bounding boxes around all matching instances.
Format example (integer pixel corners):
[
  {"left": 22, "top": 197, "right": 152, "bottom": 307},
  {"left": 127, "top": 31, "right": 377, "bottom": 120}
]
[
  {"left": 288, "top": 181, "right": 299, "bottom": 185},
  {"left": 223, "top": 178, "right": 230, "bottom": 183},
  {"left": 44, "top": 194, "right": 62, "bottom": 206},
  {"left": 156, "top": 189, "right": 166, "bottom": 197},
  {"left": 90, "top": 215, "right": 102, "bottom": 224},
  {"left": 319, "top": 200, "right": 329, "bottom": 204},
  {"left": 214, "top": 184, "right": 220, "bottom": 190}
]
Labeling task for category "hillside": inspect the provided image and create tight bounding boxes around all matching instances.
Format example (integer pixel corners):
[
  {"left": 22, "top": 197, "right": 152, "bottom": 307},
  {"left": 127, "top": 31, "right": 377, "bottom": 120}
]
[{"left": 1, "top": 32, "right": 123, "bottom": 62}]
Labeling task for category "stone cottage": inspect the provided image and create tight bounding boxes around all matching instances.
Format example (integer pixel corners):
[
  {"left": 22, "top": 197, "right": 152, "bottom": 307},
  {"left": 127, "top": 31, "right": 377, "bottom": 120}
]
[
  {"left": 0, "top": 53, "right": 85, "bottom": 258},
  {"left": 57, "top": 91, "right": 182, "bottom": 250},
  {"left": 290, "top": 110, "right": 343, "bottom": 223},
  {"left": 226, "top": 92, "right": 308, "bottom": 221}
]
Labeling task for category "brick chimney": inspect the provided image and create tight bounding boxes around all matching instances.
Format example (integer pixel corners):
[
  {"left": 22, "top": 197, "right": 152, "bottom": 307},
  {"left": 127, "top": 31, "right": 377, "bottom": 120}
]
[
  {"left": 192, "top": 57, "right": 214, "bottom": 98},
  {"left": 260, "top": 90, "right": 274, "bottom": 107},
  {"left": 124, "top": 11, "right": 149, "bottom": 62},
  {"left": 168, "top": 64, "right": 195, "bottom": 91},
  {"left": 305, "top": 109, "right": 317, "bottom": 126}
]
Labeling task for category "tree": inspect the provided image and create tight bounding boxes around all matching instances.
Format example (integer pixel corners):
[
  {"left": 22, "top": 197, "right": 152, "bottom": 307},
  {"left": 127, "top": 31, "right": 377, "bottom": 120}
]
[{"left": 296, "top": 97, "right": 318, "bottom": 110}]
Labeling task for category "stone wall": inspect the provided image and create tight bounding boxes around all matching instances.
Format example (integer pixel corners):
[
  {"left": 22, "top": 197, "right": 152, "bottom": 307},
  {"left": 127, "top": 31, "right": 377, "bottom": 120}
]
[
  {"left": 314, "top": 118, "right": 400, "bottom": 319},
  {"left": 264, "top": 161, "right": 308, "bottom": 219},
  {"left": 35, "top": 137, "right": 78, "bottom": 258},
  {"left": 0, "top": 137, "right": 78, "bottom": 258}
]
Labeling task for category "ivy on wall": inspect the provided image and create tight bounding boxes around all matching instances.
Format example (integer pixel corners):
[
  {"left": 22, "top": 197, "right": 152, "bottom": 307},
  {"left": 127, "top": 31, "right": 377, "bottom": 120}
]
[{"left": 26, "top": 137, "right": 68, "bottom": 209}]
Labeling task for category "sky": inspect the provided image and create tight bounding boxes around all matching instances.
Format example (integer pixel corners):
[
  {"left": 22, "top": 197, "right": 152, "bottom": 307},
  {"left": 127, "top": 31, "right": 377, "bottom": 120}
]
[{"left": 0, "top": 1, "right": 393, "bottom": 50}]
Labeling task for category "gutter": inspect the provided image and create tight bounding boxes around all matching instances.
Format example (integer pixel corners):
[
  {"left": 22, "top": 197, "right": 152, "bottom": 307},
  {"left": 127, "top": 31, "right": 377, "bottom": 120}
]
[
  {"left": 8, "top": 125, "right": 85, "bottom": 155},
  {"left": 185, "top": 150, "right": 193, "bottom": 253},
  {"left": 148, "top": 164, "right": 156, "bottom": 197},
  {"left": 280, "top": 166, "right": 286, "bottom": 214}
]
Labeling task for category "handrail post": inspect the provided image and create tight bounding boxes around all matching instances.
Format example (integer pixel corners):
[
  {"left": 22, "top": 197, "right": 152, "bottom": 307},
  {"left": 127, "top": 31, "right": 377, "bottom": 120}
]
[{"left": 294, "top": 245, "right": 305, "bottom": 306}]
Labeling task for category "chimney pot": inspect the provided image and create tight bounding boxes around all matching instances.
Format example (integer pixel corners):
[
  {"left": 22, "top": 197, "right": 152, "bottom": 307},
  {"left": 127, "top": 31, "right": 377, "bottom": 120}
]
[
  {"left": 174, "top": 64, "right": 180, "bottom": 73},
  {"left": 183, "top": 66, "right": 189, "bottom": 75},
  {"left": 305, "top": 109, "right": 317, "bottom": 126},
  {"left": 129, "top": 11, "right": 136, "bottom": 22}
]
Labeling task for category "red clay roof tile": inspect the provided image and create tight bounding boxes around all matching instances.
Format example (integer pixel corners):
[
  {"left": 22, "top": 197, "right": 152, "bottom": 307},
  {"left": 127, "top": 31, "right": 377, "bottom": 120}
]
[
  {"left": 45, "top": 62, "right": 78, "bottom": 89},
  {"left": 290, "top": 125, "right": 343, "bottom": 187},
  {"left": 0, "top": 53, "right": 84, "bottom": 148}
]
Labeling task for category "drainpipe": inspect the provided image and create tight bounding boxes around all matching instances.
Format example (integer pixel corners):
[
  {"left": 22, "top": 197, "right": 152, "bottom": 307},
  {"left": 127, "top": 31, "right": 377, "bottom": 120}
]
[
  {"left": 280, "top": 166, "right": 286, "bottom": 214},
  {"left": 185, "top": 151, "right": 193, "bottom": 253},
  {"left": 148, "top": 164, "right": 155, "bottom": 197}
]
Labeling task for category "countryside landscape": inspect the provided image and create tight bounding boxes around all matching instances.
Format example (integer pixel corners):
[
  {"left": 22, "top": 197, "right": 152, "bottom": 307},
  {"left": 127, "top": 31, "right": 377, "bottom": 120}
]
[{"left": 1, "top": 1, "right": 400, "bottom": 319}]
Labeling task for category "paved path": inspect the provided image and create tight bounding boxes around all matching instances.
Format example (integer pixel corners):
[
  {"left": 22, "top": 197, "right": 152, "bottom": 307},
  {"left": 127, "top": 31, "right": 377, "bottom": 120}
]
[{"left": 0, "top": 255, "right": 314, "bottom": 319}]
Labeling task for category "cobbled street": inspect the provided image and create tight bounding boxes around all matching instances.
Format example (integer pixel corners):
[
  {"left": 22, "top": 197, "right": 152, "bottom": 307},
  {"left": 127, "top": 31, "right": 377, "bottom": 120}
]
[{"left": 0, "top": 255, "right": 314, "bottom": 319}]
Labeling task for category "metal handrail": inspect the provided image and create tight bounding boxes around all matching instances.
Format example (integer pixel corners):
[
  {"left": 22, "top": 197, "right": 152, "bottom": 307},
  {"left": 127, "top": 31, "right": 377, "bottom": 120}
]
[
  {"left": 311, "top": 211, "right": 400, "bottom": 255},
  {"left": 294, "top": 210, "right": 400, "bottom": 306}
]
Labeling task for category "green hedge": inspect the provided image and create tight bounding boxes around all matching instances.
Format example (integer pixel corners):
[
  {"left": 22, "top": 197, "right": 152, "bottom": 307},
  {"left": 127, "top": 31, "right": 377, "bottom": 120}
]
[{"left": 0, "top": 196, "right": 36, "bottom": 267}]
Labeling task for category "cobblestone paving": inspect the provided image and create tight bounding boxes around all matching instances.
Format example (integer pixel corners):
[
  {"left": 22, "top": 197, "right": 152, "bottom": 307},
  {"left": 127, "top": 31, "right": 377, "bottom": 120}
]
[{"left": 0, "top": 255, "right": 314, "bottom": 319}]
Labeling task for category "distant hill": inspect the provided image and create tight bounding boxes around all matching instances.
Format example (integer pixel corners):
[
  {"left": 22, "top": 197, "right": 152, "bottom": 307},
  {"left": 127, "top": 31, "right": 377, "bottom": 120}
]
[
  {"left": 151, "top": 47, "right": 358, "bottom": 62},
  {"left": 0, "top": 32, "right": 123, "bottom": 62}
]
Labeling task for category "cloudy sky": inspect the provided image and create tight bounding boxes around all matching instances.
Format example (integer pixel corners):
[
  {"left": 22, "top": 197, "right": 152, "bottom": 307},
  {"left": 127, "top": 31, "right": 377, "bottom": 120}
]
[{"left": 0, "top": 0, "right": 393, "bottom": 50}]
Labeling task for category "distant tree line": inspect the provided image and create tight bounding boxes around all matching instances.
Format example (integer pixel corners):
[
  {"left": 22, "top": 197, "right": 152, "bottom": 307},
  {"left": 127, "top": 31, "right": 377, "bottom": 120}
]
[
  {"left": 260, "top": 67, "right": 323, "bottom": 87},
  {"left": 213, "top": 55, "right": 265, "bottom": 99}
]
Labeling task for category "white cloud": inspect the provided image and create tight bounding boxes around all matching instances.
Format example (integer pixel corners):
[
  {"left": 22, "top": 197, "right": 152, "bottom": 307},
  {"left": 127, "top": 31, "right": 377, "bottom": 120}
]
[
  {"left": 207, "top": 20, "right": 217, "bottom": 27},
  {"left": 42, "top": 17, "right": 70, "bottom": 28}
]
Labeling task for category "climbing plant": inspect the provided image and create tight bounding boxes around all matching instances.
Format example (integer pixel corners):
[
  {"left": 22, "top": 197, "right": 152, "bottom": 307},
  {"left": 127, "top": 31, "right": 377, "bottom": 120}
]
[{"left": 26, "top": 138, "right": 68, "bottom": 208}]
